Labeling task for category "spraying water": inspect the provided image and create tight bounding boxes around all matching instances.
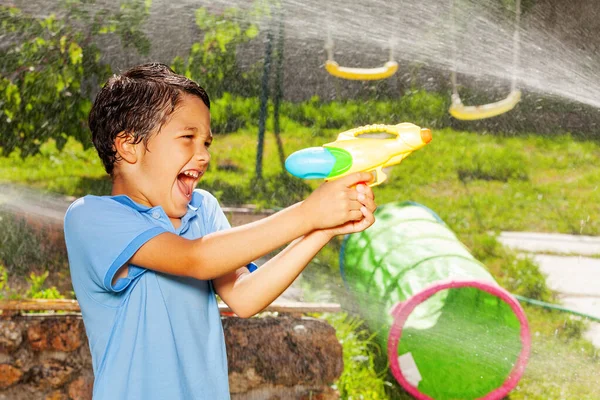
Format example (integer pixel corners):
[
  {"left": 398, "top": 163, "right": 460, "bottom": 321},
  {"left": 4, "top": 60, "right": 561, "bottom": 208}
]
[
  {"left": 6, "top": 0, "right": 600, "bottom": 107},
  {"left": 196, "top": 0, "right": 600, "bottom": 108},
  {"left": 2, "top": 0, "right": 600, "bottom": 398}
]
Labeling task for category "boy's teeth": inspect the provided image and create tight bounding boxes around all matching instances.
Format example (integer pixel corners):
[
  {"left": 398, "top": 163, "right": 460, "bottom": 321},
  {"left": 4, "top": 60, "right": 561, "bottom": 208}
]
[{"left": 183, "top": 170, "right": 198, "bottom": 178}]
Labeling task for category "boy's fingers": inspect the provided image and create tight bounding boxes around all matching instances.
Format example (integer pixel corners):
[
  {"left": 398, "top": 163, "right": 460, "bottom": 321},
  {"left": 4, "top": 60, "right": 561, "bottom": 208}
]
[
  {"left": 356, "top": 184, "right": 375, "bottom": 200},
  {"left": 363, "top": 207, "right": 375, "bottom": 223},
  {"left": 348, "top": 198, "right": 364, "bottom": 212},
  {"left": 357, "top": 207, "right": 375, "bottom": 229},
  {"left": 348, "top": 209, "right": 364, "bottom": 221},
  {"left": 365, "top": 185, "right": 375, "bottom": 200},
  {"left": 347, "top": 189, "right": 359, "bottom": 201},
  {"left": 359, "top": 196, "right": 376, "bottom": 213},
  {"left": 339, "top": 171, "right": 374, "bottom": 188}
]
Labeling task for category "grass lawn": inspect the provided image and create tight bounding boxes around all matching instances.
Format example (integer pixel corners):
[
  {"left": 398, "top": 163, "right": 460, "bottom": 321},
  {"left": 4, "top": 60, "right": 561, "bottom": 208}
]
[{"left": 1, "top": 118, "right": 599, "bottom": 399}]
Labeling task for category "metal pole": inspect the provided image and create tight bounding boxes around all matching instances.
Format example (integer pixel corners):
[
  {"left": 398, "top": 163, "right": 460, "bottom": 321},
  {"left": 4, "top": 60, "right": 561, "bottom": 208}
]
[
  {"left": 273, "top": 5, "right": 286, "bottom": 170},
  {"left": 256, "top": 27, "right": 274, "bottom": 180}
]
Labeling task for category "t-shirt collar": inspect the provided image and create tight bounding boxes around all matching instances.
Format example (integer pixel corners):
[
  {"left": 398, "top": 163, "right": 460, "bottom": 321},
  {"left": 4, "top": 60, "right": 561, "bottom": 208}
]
[{"left": 108, "top": 191, "right": 204, "bottom": 223}]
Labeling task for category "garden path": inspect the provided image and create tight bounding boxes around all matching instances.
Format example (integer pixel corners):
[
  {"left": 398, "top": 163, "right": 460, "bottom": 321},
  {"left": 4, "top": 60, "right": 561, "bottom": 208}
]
[{"left": 498, "top": 232, "right": 600, "bottom": 347}]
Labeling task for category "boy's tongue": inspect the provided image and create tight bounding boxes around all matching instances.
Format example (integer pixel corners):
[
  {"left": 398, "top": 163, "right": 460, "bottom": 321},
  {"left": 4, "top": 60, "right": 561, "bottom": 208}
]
[{"left": 177, "top": 173, "right": 195, "bottom": 198}]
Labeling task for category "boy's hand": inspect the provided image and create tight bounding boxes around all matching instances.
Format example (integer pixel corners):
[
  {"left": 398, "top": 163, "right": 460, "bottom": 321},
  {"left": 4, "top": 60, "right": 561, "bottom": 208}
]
[
  {"left": 318, "top": 182, "right": 376, "bottom": 239},
  {"left": 301, "top": 172, "right": 374, "bottom": 231}
]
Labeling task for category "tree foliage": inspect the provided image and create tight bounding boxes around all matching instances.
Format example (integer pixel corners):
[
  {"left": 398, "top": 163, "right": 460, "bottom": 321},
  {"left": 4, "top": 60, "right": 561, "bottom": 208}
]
[
  {"left": 171, "top": 4, "right": 265, "bottom": 99},
  {"left": 0, "top": 0, "right": 269, "bottom": 157},
  {"left": 0, "top": 0, "right": 151, "bottom": 156}
]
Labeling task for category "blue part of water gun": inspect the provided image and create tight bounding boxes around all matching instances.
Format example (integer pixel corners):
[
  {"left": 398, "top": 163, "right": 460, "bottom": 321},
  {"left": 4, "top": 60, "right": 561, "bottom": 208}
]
[{"left": 285, "top": 147, "right": 335, "bottom": 179}]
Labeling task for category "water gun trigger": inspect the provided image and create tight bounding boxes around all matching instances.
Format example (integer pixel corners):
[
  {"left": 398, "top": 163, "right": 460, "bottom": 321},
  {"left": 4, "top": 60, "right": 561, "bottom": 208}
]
[{"left": 368, "top": 167, "right": 387, "bottom": 187}]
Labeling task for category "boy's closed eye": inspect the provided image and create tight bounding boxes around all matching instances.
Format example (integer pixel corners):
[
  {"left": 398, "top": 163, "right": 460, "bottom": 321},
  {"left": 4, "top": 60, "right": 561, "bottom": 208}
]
[{"left": 180, "top": 134, "right": 211, "bottom": 147}]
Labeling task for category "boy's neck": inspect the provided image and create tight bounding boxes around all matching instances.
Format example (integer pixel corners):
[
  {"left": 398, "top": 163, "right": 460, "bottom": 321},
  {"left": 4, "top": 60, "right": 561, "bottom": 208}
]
[
  {"left": 111, "top": 177, "right": 149, "bottom": 207},
  {"left": 111, "top": 177, "right": 182, "bottom": 229}
]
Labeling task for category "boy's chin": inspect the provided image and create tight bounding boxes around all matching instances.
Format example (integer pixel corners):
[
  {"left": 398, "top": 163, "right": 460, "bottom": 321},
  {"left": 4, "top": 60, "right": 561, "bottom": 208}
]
[
  {"left": 172, "top": 187, "right": 193, "bottom": 209},
  {"left": 165, "top": 197, "right": 191, "bottom": 219},
  {"left": 172, "top": 202, "right": 190, "bottom": 217},
  {"left": 164, "top": 208, "right": 188, "bottom": 222}
]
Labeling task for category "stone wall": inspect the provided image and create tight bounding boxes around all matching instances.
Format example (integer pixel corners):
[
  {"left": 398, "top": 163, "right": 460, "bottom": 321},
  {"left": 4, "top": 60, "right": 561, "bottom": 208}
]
[{"left": 0, "top": 313, "right": 342, "bottom": 400}]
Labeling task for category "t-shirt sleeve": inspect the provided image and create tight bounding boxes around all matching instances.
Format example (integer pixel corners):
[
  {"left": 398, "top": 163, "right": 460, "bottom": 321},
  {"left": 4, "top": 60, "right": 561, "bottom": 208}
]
[
  {"left": 198, "top": 190, "right": 258, "bottom": 272},
  {"left": 64, "top": 196, "right": 167, "bottom": 293}
]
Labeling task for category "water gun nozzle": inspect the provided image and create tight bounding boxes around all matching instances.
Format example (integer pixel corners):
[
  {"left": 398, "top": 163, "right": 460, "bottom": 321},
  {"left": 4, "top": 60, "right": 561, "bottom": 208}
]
[{"left": 420, "top": 128, "right": 432, "bottom": 144}]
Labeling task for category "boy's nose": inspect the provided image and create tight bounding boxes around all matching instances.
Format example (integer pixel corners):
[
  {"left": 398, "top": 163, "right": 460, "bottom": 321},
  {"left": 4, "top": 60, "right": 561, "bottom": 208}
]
[{"left": 195, "top": 147, "right": 210, "bottom": 164}]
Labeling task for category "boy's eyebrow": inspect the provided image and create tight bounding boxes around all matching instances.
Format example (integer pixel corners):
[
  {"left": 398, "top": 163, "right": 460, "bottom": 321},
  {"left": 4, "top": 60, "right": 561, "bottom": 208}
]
[{"left": 182, "top": 126, "right": 211, "bottom": 135}]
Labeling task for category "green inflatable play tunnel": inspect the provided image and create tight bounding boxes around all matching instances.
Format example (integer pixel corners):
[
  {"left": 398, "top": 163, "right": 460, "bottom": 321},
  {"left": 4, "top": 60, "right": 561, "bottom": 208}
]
[{"left": 340, "top": 201, "right": 530, "bottom": 400}]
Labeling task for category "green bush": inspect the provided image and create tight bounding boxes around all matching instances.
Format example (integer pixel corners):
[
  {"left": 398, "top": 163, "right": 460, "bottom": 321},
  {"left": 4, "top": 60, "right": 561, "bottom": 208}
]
[
  {"left": 0, "top": 264, "right": 11, "bottom": 299},
  {"left": 502, "top": 255, "right": 555, "bottom": 301},
  {"left": 280, "top": 91, "right": 448, "bottom": 133},
  {"left": 250, "top": 172, "right": 312, "bottom": 208},
  {"left": 467, "top": 233, "right": 554, "bottom": 302},
  {"left": 326, "top": 313, "right": 390, "bottom": 400},
  {"left": 0, "top": 264, "right": 65, "bottom": 300},
  {"left": 211, "top": 93, "right": 260, "bottom": 134},
  {"left": 26, "top": 271, "right": 64, "bottom": 299},
  {"left": 397, "top": 89, "right": 450, "bottom": 128},
  {"left": 0, "top": 210, "right": 69, "bottom": 281}
]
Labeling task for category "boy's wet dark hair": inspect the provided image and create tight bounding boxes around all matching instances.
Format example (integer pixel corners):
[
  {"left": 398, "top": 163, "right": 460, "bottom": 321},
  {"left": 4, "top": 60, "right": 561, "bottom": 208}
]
[{"left": 89, "top": 63, "right": 210, "bottom": 175}]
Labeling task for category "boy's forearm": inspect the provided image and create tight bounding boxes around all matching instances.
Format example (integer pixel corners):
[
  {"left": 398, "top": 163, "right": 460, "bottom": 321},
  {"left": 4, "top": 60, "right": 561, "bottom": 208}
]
[
  {"left": 190, "top": 202, "right": 313, "bottom": 279},
  {"left": 217, "top": 230, "right": 333, "bottom": 318}
]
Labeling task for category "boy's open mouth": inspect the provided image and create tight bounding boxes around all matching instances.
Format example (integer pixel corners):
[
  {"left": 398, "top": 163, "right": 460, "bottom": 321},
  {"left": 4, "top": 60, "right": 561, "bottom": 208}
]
[{"left": 177, "top": 169, "right": 200, "bottom": 199}]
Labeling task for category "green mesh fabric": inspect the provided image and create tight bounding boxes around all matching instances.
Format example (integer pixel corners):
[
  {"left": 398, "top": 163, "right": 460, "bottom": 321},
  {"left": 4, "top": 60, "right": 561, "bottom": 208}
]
[{"left": 341, "top": 202, "right": 522, "bottom": 399}]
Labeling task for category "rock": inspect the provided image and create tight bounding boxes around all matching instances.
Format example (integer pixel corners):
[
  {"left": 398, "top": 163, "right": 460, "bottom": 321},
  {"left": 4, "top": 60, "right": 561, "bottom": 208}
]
[
  {"left": 67, "top": 375, "right": 93, "bottom": 400},
  {"left": 29, "top": 360, "right": 74, "bottom": 389},
  {"left": 0, "top": 321, "right": 23, "bottom": 353},
  {"left": 299, "top": 386, "right": 339, "bottom": 400},
  {"left": 27, "top": 318, "right": 83, "bottom": 352},
  {"left": 45, "top": 390, "right": 68, "bottom": 400},
  {"left": 229, "top": 384, "right": 340, "bottom": 400},
  {"left": 224, "top": 317, "right": 343, "bottom": 394},
  {"left": 0, "top": 364, "right": 23, "bottom": 389},
  {"left": 13, "top": 346, "right": 33, "bottom": 369}
]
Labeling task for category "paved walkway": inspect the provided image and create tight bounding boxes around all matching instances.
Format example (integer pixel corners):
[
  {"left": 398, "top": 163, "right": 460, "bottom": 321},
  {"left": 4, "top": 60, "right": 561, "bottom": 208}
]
[{"left": 498, "top": 231, "right": 600, "bottom": 347}]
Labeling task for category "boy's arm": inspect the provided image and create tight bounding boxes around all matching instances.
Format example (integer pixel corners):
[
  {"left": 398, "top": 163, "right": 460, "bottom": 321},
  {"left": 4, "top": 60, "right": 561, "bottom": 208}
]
[
  {"left": 129, "top": 172, "right": 373, "bottom": 281},
  {"left": 213, "top": 184, "right": 376, "bottom": 318}
]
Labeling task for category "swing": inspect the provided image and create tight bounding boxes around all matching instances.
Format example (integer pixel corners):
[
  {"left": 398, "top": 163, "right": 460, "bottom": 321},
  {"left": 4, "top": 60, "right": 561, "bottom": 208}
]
[
  {"left": 449, "top": 0, "right": 522, "bottom": 120},
  {"left": 324, "top": 31, "right": 398, "bottom": 80}
]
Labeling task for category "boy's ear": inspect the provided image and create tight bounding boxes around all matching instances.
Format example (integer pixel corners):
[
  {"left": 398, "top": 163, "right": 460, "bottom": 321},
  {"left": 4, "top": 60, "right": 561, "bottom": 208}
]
[{"left": 114, "top": 131, "right": 140, "bottom": 165}]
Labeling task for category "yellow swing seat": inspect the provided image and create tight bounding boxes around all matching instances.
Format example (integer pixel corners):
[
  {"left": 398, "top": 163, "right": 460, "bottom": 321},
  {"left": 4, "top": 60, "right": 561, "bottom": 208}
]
[
  {"left": 325, "top": 60, "right": 399, "bottom": 81},
  {"left": 449, "top": 90, "right": 521, "bottom": 120}
]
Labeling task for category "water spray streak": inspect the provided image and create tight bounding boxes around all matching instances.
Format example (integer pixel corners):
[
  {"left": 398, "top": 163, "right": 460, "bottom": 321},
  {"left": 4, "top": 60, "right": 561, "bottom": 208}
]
[{"left": 198, "top": 0, "right": 600, "bottom": 108}]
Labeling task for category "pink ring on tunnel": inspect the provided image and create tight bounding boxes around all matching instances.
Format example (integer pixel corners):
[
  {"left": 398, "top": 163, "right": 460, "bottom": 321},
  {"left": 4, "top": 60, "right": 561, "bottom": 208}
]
[{"left": 387, "top": 279, "right": 531, "bottom": 400}]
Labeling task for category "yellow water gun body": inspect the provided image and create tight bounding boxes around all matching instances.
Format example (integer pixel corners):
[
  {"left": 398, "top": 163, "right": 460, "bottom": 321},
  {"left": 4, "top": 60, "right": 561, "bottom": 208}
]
[{"left": 285, "top": 122, "right": 432, "bottom": 186}]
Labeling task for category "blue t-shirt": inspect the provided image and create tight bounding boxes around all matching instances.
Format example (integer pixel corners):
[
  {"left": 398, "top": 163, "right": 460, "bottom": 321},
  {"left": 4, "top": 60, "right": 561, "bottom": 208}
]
[{"left": 64, "top": 189, "right": 245, "bottom": 400}]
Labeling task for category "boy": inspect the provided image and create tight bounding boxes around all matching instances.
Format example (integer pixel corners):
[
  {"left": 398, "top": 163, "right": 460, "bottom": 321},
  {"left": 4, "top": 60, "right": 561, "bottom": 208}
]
[{"left": 64, "top": 63, "right": 376, "bottom": 399}]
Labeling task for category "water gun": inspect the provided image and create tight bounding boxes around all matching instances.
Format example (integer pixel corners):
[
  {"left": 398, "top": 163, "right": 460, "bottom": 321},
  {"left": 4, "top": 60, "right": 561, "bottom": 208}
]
[{"left": 285, "top": 122, "right": 432, "bottom": 186}]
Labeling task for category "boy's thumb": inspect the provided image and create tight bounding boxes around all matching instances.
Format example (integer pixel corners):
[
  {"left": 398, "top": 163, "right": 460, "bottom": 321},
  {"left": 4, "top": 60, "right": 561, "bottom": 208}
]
[{"left": 340, "top": 171, "right": 374, "bottom": 187}]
